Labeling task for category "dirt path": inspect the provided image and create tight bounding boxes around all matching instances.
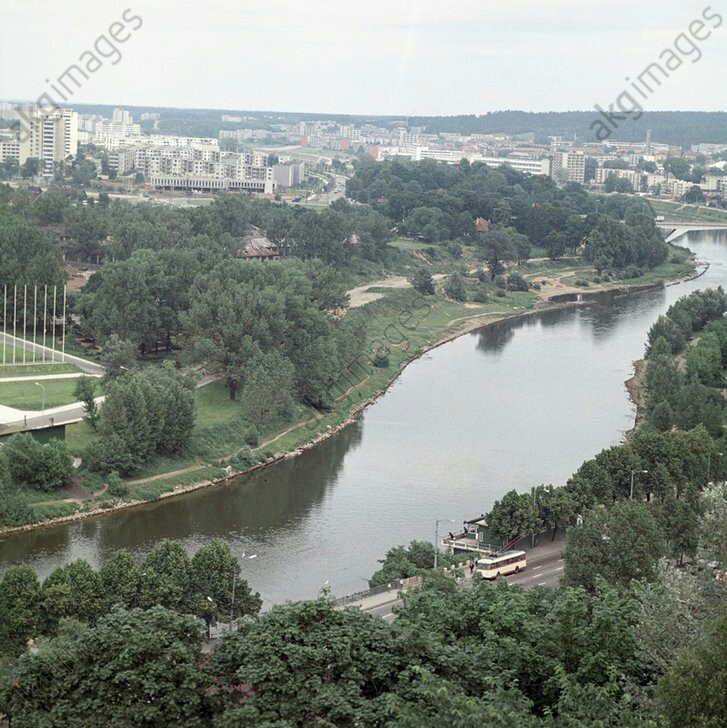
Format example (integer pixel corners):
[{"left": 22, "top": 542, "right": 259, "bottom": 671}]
[{"left": 347, "top": 276, "right": 412, "bottom": 308}]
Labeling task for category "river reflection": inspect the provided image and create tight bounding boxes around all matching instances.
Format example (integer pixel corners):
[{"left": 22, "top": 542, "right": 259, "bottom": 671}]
[{"left": 1, "top": 230, "right": 726, "bottom": 604}]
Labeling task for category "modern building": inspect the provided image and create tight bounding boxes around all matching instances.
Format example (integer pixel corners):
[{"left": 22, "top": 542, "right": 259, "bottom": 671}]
[
  {"left": 272, "top": 161, "right": 306, "bottom": 188},
  {"left": 3, "top": 107, "right": 79, "bottom": 174},
  {"left": 553, "top": 151, "right": 586, "bottom": 183}
]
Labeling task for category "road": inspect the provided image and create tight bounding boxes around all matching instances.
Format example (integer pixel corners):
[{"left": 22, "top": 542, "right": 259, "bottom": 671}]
[
  {"left": 0, "top": 333, "right": 104, "bottom": 376},
  {"left": 358, "top": 542, "right": 565, "bottom": 622}
]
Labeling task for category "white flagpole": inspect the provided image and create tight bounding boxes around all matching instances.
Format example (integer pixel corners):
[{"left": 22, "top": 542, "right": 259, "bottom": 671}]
[
  {"left": 12, "top": 285, "right": 17, "bottom": 364},
  {"left": 51, "top": 285, "right": 57, "bottom": 363},
  {"left": 61, "top": 285, "right": 67, "bottom": 362},
  {"left": 2, "top": 284, "right": 6, "bottom": 365},
  {"left": 33, "top": 285, "right": 37, "bottom": 364},
  {"left": 22, "top": 285, "right": 27, "bottom": 365},
  {"left": 43, "top": 285, "right": 47, "bottom": 363}
]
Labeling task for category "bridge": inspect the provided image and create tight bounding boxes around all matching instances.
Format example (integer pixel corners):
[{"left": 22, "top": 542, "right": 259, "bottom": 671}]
[
  {"left": 656, "top": 222, "right": 727, "bottom": 243},
  {"left": 0, "top": 333, "right": 105, "bottom": 437}
]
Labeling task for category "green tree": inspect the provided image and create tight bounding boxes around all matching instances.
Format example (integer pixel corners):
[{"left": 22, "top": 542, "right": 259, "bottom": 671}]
[
  {"left": 2, "top": 607, "right": 207, "bottom": 727},
  {"left": 139, "top": 540, "right": 192, "bottom": 612},
  {"left": 444, "top": 272, "right": 467, "bottom": 301},
  {"left": 410, "top": 268, "right": 435, "bottom": 295},
  {"left": 73, "top": 375, "right": 99, "bottom": 429},
  {"left": 478, "top": 226, "right": 523, "bottom": 279},
  {"left": 0, "top": 566, "right": 41, "bottom": 654},
  {"left": 563, "top": 500, "right": 667, "bottom": 591},
  {"left": 99, "top": 549, "right": 141, "bottom": 610},
  {"left": 190, "top": 541, "right": 261, "bottom": 636},
  {"left": 243, "top": 350, "right": 295, "bottom": 426},
  {"left": 41, "top": 560, "right": 103, "bottom": 632},
  {"left": 486, "top": 489, "right": 540, "bottom": 546},
  {"left": 657, "top": 615, "right": 727, "bottom": 728},
  {"left": 98, "top": 333, "right": 138, "bottom": 380}
]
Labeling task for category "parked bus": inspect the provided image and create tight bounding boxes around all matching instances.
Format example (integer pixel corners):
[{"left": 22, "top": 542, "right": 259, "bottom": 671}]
[{"left": 476, "top": 550, "right": 526, "bottom": 579}]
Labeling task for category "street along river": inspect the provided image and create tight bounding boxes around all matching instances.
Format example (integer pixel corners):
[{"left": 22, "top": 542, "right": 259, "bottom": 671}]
[{"left": 1, "top": 230, "right": 726, "bottom": 605}]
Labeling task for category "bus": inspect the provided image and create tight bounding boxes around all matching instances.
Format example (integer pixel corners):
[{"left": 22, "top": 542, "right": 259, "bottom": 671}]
[{"left": 476, "top": 550, "right": 527, "bottom": 579}]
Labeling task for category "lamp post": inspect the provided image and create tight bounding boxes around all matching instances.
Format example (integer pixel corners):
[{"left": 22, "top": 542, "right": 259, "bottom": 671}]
[
  {"left": 707, "top": 451, "right": 723, "bottom": 484},
  {"left": 630, "top": 469, "right": 648, "bottom": 500},
  {"left": 34, "top": 381, "right": 45, "bottom": 415},
  {"left": 434, "top": 518, "right": 456, "bottom": 569},
  {"left": 230, "top": 552, "right": 257, "bottom": 633}
]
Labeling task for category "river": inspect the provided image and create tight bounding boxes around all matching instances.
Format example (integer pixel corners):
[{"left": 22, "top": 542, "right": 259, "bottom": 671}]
[{"left": 1, "top": 230, "right": 726, "bottom": 604}]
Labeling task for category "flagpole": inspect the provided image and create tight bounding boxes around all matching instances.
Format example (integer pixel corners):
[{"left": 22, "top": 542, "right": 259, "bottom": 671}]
[
  {"left": 22, "top": 285, "right": 27, "bottom": 365},
  {"left": 51, "top": 285, "right": 57, "bottom": 363},
  {"left": 12, "top": 285, "right": 17, "bottom": 364},
  {"left": 61, "top": 285, "right": 67, "bottom": 363},
  {"left": 43, "top": 285, "right": 47, "bottom": 363},
  {"left": 33, "top": 285, "right": 37, "bottom": 364},
  {"left": 2, "top": 284, "right": 6, "bottom": 365}
]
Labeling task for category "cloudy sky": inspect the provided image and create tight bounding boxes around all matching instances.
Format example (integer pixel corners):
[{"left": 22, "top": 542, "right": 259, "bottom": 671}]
[{"left": 1, "top": 0, "right": 725, "bottom": 115}]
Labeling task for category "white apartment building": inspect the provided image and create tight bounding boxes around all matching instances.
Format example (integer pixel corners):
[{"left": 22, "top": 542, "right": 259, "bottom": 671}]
[
  {"left": 474, "top": 155, "right": 551, "bottom": 176},
  {"left": 272, "top": 161, "right": 306, "bottom": 188},
  {"left": 553, "top": 151, "right": 586, "bottom": 183},
  {"left": 374, "top": 145, "right": 551, "bottom": 176},
  {"left": 78, "top": 108, "right": 141, "bottom": 148},
  {"left": 1, "top": 108, "right": 78, "bottom": 174},
  {"left": 112, "top": 140, "right": 275, "bottom": 193},
  {"left": 595, "top": 167, "right": 645, "bottom": 191}
]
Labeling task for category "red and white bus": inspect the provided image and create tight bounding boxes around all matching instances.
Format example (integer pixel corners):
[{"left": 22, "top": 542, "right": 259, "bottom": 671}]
[{"left": 476, "top": 550, "right": 527, "bottom": 579}]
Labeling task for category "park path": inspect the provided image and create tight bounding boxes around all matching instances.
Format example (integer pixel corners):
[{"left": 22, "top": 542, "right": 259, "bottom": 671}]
[
  {"left": 0, "top": 372, "right": 101, "bottom": 383},
  {"left": 0, "top": 333, "right": 104, "bottom": 376}
]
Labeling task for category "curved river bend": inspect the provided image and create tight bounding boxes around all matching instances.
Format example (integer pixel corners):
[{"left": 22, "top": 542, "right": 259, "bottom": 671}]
[{"left": 1, "top": 230, "right": 726, "bottom": 604}]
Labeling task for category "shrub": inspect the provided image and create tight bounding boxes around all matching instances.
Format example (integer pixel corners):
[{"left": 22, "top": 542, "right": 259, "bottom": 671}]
[
  {"left": 106, "top": 472, "right": 129, "bottom": 498},
  {"left": 472, "top": 289, "right": 489, "bottom": 303},
  {"left": 444, "top": 273, "right": 467, "bottom": 302},
  {"left": 506, "top": 273, "right": 529, "bottom": 291},
  {"left": 244, "top": 426, "right": 259, "bottom": 447},
  {"left": 475, "top": 269, "right": 488, "bottom": 283},
  {"left": 373, "top": 352, "right": 390, "bottom": 368},
  {"left": 532, "top": 282, "right": 541, "bottom": 291},
  {"left": 494, "top": 275, "right": 507, "bottom": 289},
  {"left": 495, "top": 289, "right": 507, "bottom": 298},
  {"left": 574, "top": 279, "right": 590, "bottom": 287}
]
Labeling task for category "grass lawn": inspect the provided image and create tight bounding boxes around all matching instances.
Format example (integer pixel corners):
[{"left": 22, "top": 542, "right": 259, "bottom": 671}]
[
  {"left": 649, "top": 199, "right": 727, "bottom": 224},
  {"left": 8, "top": 332, "right": 101, "bottom": 361},
  {"left": 390, "top": 238, "right": 438, "bottom": 252},
  {"left": 195, "top": 380, "right": 244, "bottom": 427},
  {"left": 0, "top": 379, "right": 80, "bottom": 409},
  {"left": 0, "top": 362, "right": 81, "bottom": 378}
]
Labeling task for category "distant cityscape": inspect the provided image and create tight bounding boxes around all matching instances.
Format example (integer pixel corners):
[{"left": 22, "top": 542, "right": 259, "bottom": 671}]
[{"left": 1, "top": 101, "right": 726, "bottom": 204}]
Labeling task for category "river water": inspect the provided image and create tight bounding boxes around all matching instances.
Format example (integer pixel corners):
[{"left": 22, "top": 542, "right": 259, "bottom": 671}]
[{"left": 1, "top": 230, "right": 726, "bottom": 604}]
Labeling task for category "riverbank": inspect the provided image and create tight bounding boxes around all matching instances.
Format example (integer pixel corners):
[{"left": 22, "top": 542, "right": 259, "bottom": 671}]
[{"left": 0, "top": 255, "right": 699, "bottom": 537}]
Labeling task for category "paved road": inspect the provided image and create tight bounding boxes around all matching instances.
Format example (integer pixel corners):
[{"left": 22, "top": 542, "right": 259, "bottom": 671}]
[
  {"left": 358, "top": 540, "right": 565, "bottom": 621},
  {"left": 0, "top": 333, "right": 103, "bottom": 376}
]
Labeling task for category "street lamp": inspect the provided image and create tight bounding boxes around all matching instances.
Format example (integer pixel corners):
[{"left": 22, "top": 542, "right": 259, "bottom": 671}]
[
  {"left": 34, "top": 381, "right": 45, "bottom": 415},
  {"left": 230, "top": 553, "right": 257, "bottom": 633},
  {"left": 707, "top": 451, "right": 723, "bottom": 484},
  {"left": 434, "top": 518, "right": 456, "bottom": 569},
  {"left": 630, "top": 469, "right": 648, "bottom": 500}
]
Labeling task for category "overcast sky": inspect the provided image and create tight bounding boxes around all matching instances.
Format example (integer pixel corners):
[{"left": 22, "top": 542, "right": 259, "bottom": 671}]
[{"left": 1, "top": 1, "right": 726, "bottom": 115}]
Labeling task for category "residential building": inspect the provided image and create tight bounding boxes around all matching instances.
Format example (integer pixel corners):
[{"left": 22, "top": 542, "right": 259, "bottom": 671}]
[
  {"left": 553, "top": 151, "right": 585, "bottom": 183},
  {"left": 5, "top": 107, "right": 79, "bottom": 174},
  {"left": 272, "top": 161, "right": 306, "bottom": 188}
]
